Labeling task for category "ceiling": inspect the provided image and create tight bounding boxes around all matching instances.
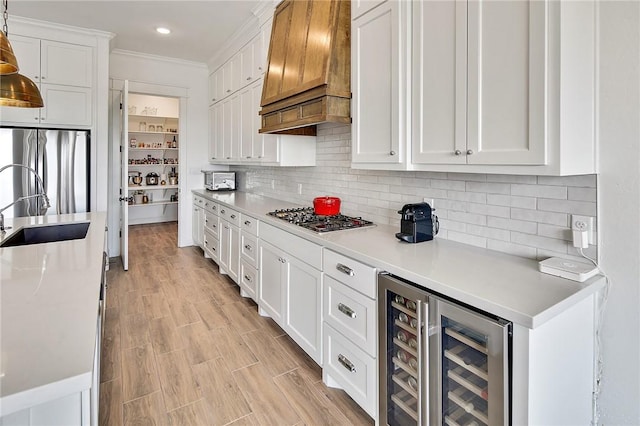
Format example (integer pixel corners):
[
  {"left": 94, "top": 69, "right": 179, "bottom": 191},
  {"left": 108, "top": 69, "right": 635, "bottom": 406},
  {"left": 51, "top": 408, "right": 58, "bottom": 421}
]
[{"left": 8, "top": 1, "right": 263, "bottom": 63}]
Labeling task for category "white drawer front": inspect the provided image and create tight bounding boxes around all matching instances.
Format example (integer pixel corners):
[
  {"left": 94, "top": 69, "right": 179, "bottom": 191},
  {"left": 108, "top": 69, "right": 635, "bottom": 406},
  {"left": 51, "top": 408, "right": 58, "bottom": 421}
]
[
  {"left": 324, "top": 276, "right": 377, "bottom": 357},
  {"left": 240, "top": 259, "right": 258, "bottom": 301},
  {"left": 323, "top": 324, "right": 377, "bottom": 417},
  {"left": 241, "top": 214, "right": 259, "bottom": 236},
  {"left": 203, "top": 211, "right": 219, "bottom": 238},
  {"left": 240, "top": 231, "right": 258, "bottom": 268},
  {"left": 194, "top": 195, "right": 205, "bottom": 207},
  {"left": 203, "top": 229, "right": 219, "bottom": 262},
  {"left": 203, "top": 199, "right": 218, "bottom": 215},
  {"left": 219, "top": 206, "right": 241, "bottom": 227},
  {"left": 261, "top": 222, "right": 322, "bottom": 270},
  {"left": 323, "top": 249, "right": 377, "bottom": 298}
]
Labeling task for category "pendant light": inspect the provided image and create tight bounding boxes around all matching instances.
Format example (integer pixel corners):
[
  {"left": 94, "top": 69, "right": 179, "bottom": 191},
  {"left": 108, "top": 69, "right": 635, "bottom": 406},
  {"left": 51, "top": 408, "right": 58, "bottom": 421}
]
[{"left": 0, "top": 0, "right": 43, "bottom": 108}]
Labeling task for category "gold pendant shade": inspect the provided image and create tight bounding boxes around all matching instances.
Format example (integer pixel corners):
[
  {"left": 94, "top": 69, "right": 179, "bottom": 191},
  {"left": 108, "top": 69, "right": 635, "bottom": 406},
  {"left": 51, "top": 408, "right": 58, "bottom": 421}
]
[
  {"left": 0, "top": 30, "right": 18, "bottom": 74},
  {"left": 0, "top": 72, "right": 44, "bottom": 107}
]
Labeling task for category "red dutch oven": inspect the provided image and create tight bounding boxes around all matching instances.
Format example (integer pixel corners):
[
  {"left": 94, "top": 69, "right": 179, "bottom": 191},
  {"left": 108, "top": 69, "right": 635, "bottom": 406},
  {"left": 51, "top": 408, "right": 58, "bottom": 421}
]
[{"left": 313, "top": 196, "right": 341, "bottom": 216}]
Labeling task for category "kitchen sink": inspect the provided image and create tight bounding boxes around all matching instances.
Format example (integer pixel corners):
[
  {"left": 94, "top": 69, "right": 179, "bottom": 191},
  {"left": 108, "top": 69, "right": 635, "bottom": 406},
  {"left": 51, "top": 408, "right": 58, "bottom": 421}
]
[{"left": 0, "top": 222, "right": 90, "bottom": 248}]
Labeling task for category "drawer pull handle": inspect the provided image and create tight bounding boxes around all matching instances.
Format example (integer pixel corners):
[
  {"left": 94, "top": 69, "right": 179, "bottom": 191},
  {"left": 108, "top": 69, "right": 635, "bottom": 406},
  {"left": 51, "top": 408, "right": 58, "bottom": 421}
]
[
  {"left": 336, "top": 263, "right": 354, "bottom": 277},
  {"left": 205, "top": 219, "right": 208, "bottom": 224},
  {"left": 338, "top": 354, "right": 356, "bottom": 373},
  {"left": 220, "top": 209, "right": 226, "bottom": 214},
  {"left": 244, "top": 220, "right": 251, "bottom": 225},
  {"left": 244, "top": 244, "right": 252, "bottom": 251},
  {"left": 244, "top": 274, "right": 252, "bottom": 282},
  {"left": 278, "top": 257, "right": 286, "bottom": 264},
  {"left": 231, "top": 214, "right": 236, "bottom": 219},
  {"left": 338, "top": 303, "right": 356, "bottom": 319}
]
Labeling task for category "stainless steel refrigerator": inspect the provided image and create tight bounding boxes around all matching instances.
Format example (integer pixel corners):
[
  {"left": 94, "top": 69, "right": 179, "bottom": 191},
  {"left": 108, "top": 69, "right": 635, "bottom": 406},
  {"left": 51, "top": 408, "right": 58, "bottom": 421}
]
[{"left": 0, "top": 127, "right": 89, "bottom": 219}]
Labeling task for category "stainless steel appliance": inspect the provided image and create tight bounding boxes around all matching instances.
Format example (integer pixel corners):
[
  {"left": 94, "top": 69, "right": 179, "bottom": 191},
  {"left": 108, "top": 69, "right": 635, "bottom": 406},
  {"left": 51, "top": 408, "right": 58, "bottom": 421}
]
[
  {"left": 202, "top": 170, "right": 236, "bottom": 191},
  {"left": 0, "top": 127, "right": 89, "bottom": 219},
  {"left": 378, "top": 273, "right": 511, "bottom": 425},
  {"left": 267, "top": 207, "right": 375, "bottom": 233},
  {"left": 396, "top": 202, "right": 439, "bottom": 243}
]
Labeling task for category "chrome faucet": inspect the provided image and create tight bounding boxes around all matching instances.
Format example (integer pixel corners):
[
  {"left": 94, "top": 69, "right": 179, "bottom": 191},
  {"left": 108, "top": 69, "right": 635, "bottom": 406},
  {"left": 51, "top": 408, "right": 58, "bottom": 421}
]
[{"left": 0, "top": 164, "right": 51, "bottom": 233}]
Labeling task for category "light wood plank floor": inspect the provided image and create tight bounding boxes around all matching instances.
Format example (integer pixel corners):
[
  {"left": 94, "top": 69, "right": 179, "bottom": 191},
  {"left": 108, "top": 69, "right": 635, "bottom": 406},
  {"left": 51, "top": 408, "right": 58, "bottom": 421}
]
[{"left": 100, "top": 222, "right": 374, "bottom": 426}]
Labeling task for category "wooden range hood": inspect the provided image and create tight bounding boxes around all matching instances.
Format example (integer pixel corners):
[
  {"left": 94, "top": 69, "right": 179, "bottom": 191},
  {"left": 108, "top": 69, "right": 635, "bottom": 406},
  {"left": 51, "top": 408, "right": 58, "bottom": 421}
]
[{"left": 259, "top": 0, "right": 351, "bottom": 135}]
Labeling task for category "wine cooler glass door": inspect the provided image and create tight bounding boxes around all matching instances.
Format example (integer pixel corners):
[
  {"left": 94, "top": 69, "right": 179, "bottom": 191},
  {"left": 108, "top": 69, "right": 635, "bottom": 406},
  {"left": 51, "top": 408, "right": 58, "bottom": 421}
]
[
  {"left": 434, "top": 299, "right": 510, "bottom": 426},
  {"left": 378, "top": 274, "right": 429, "bottom": 426}
]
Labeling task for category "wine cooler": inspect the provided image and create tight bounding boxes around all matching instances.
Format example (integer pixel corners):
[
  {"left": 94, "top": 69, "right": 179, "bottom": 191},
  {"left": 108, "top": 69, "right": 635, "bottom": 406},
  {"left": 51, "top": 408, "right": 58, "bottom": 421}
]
[{"left": 378, "top": 273, "right": 511, "bottom": 425}]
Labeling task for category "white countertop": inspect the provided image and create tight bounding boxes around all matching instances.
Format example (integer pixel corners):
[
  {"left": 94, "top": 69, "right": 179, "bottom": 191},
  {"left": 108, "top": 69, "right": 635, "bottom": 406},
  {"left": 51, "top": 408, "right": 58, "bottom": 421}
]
[
  {"left": 0, "top": 212, "right": 106, "bottom": 416},
  {"left": 193, "top": 190, "right": 605, "bottom": 329}
]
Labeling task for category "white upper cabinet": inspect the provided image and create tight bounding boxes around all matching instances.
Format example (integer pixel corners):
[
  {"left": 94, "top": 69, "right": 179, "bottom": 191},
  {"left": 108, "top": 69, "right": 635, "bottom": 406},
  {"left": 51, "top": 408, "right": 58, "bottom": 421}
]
[
  {"left": 240, "top": 42, "right": 255, "bottom": 86},
  {"left": 208, "top": 71, "right": 217, "bottom": 105},
  {"left": 351, "top": 0, "right": 408, "bottom": 167},
  {"left": 0, "top": 35, "right": 93, "bottom": 127},
  {"left": 354, "top": 0, "right": 597, "bottom": 175},
  {"left": 41, "top": 40, "right": 92, "bottom": 87}
]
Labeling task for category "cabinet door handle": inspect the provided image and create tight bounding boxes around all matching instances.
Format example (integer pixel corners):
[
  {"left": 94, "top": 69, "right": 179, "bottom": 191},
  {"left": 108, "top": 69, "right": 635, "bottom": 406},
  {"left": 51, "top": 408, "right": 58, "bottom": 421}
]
[
  {"left": 220, "top": 209, "right": 226, "bottom": 214},
  {"left": 244, "top": 244, "right": 252, "bottom": 251},
  {"left": 467, "top": 149, "right": 474, "bottom": 155},
  {"left": 338, "top": 354, "right": 356, "bottom": 373},
  {"left": 41, "top": 76, "right": 45, "bottom": 80},
  {"left": 244, "top": 274, "right": 252, "bottom": 282},
  {"left": 338, "top": 303, "right": 356, "bottom": 319},
  {"left": 336, "top": 263, "right": 354, "bottom": 277},
  {"left": 454, "top": 150, "right": 462, "bottom": 156},
  {"left": 244, "top": 220, "right": 251, "bottom": 226},
  {"left": 389, "top": 150, "right": 396, "bottom": 156},
  {"left": 278, "top": 257, "right": 286, "bottom": 264},
  {"left": 212, "top": 246, "right": 216, "bottom": 252},
  {"left": 230, "top": 214, "right": 236, "bottom": 219},
  {"left": 226, "top": 89, "right": 231, "bottom": 93},
  {"left": 246, "top": 77, "right": 252, "bottom": 81},
  {"left": 205, "top": 219, "right": 208, "bottom": 224}
]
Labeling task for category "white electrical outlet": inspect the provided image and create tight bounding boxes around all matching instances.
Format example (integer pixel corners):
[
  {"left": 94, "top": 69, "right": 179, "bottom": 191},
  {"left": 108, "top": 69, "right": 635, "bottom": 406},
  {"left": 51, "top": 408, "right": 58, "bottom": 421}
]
[
  {"left": 297, "top": 183, "right": 303, "bottom": 195},
  {"left": 423, "top": 198, "right": 435, "bottom": 208},
  {"left": 571, "top": 215, "right": 595, "bottom": 245}
]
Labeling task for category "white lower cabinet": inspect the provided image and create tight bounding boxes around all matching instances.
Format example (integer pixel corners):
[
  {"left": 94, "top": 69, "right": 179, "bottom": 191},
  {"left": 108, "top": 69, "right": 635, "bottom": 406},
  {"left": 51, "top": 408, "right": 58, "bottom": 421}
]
[
  {"left": 0, "top": 391, "right": 91, "bottom": 426},
  {"left": 219, "top": 218, "right": 240, "bottom": 282},
  {"left": 203, "top": 228, "right": 219, "bottom": 262},
  {"left": 239, "top": 258, "right": 258, "bottom": 300},
  {"left": 323, "top": 324, "right": 377, "bottom": 417},
  {"left": 258, "top": 223, "right": 323, "bottom": 364},
  {"left": 192, "top": 201, "right": 203, "bottom": 248},
  {"left": 321, "top": 249, "right": 378, "bottom": 420}
]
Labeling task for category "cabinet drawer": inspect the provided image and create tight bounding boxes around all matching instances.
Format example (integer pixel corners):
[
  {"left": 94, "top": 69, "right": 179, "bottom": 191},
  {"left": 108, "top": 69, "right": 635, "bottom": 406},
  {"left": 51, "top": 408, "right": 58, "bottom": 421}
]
[
  {"left": 323, "top": 324, "right": 377, "bottom": 417},
  {"left": 240, "top": 259, "right": 258, "bottom": 301},
  {"left": 193, "top": 195, "right": 205, "bottom": 207},
  {"left": 261, "top": 222, "right": 322, "bottom": 270},
  {"left": 323, "top": 249, "right": 377, "bottom": 298},
  {"left": 204, "top": 212, "right": 219, "bottom": 238},
  {"left": 203, "top": 199, "right": 218, "bottom": 215},
  {"left": 240, "top": 231, "right": 258, "bottom": 268},
  {"left": 241, "top": 214, "right": 259, "bottom": 236},
  {"left": 324, "top": 276, "right": 377, "bottom": 357},
  {"left": 203, "top": 229, "right": 219, "bottom": 262},
  {"left": 219, "top": 206, "right": 240, "bottom": 226}
]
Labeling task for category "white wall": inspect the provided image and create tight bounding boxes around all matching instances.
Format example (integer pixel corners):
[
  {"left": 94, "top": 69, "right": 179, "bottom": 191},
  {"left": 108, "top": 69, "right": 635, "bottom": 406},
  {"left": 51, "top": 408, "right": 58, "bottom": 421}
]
[
  {"left": 597, "top": 2, "right": 640, "bottom": 424},
  {"left": 108, "top": 50, "right": 209, "bottom": 254}
]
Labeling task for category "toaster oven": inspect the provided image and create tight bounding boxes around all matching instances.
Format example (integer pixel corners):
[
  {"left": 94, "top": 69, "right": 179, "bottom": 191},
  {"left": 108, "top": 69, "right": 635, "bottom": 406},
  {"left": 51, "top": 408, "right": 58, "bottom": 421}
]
[{"left": 202, "top": 171, "right": 236, "bottom": 191}]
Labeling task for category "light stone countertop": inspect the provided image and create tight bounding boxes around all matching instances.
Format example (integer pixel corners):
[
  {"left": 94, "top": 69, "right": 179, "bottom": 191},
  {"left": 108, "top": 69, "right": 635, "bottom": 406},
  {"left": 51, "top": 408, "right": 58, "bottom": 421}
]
[
  {"left": 0, "top": 212, "right": 106, "bottom": 416},
  {"left": 193, "top": 190, "right": 605, "bottom": 329}
]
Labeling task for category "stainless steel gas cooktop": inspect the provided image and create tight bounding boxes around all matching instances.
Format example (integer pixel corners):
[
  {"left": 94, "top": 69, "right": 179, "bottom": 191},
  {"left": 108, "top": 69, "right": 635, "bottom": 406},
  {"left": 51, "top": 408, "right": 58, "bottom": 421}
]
[{"left": 267, "top": 207, "right": 375, "bottom": 233}]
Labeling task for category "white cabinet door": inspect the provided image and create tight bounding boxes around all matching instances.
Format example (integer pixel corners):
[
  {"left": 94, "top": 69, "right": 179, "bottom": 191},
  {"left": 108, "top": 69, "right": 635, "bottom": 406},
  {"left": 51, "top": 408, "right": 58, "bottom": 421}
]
[
  {"left": 240, "top": 41, "right": 255, "bottom": 86},
  {"left": 219, "top": 219, "right": 230, "bottom": 273},
  {"left": 7, "top": 34, "right": 40, "bottom": 82},
  {"left": 466, "top": 0, "right": 546, "bottom": 165},
  {"left": 209, "top": 103, "right": 222, "bottom": 161},
  {"left": 352, "top": 0, "right": 387, "bottom": 20},
  {"left": 222, "top": 59, "right": 234, "bottom": 96},
  {"left": 412, "top": 0, "right": 467, "bottom": 164},
  {"left": 213, "top": 103, "right": 224, "bottom": 161},
  {"left": 258, "top": 240, "right": 285, "bottom": 325},
  {"left": 222, "top": 98, "right": 233, "bottom": 160},
  {"left": 213, "top": 67, "right": 224, "bottom": 103},
  {"left": 0, "top": 102, "right": 40, "bottom": 123},
  {"left": 252, "top": 32, "right": 265, "bottom": 78},
  {"left": 240, "top": 85, "right": 255, "bottom": 160},
  {"left": 192, "top": 203, "right": 203, "bottom": 247},
  {"left": 228, "top": 223, "right": 240, "bottom": 282},
  {"left": 230, "top": 94, "right": 241, "bottom": 160},
  {"left": 259, "top": 20, "right": 272, "bottom": 77},
  {"left": 41, "top": 40, "right": 92, "bottom": 87},
  {"left": 351, "top": 0, "right": 406, "bottom": 165},
  {"left": 40, "top": 84, "right": 92, "bottom": 126},
  {"left": 285, "top": 256, "right": 323, "bottom": 364},
  {"left": 208, "top": 71, "right": 217, "bottom": 105}
]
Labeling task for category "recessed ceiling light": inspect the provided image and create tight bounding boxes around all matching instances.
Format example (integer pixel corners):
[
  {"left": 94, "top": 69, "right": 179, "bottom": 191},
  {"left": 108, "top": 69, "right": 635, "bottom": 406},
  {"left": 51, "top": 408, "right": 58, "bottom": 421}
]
[{"left": 156, "top": 27, "right": 171, "bottom": 35}]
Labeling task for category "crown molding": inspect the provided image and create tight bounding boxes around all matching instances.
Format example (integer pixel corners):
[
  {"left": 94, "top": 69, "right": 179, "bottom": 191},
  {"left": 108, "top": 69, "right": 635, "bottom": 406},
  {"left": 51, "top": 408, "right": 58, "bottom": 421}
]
[
  {"left": 12, "top": 15, "right": 114, "bottom": 40},
  {"left": 111, "top": 49, "right": 208, "bottom": 69}
]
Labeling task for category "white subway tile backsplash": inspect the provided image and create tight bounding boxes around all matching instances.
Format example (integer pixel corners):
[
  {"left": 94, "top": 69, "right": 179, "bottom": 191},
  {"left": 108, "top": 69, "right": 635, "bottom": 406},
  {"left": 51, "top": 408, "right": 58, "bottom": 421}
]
[
  {"left": 233, "top": 123, "right": 597, "bottom": 261},
  {"left": 511, "top": 184, "right": 568, "bottom": 199}
]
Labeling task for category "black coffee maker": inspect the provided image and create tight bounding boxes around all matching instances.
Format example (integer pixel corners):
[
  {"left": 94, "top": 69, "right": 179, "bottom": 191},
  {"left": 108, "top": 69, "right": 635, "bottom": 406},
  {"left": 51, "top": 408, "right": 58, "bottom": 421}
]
[{"left": 395, "top": 202, "right": 439, "bottom": 243}]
